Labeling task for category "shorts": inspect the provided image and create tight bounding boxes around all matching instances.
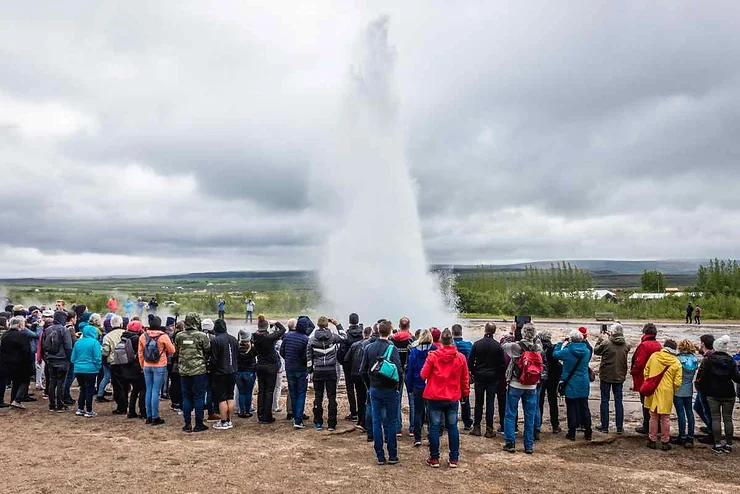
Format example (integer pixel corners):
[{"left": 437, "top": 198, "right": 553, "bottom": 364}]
[{"left": 212, "top": 373, "right": 237, "bottom": 402}]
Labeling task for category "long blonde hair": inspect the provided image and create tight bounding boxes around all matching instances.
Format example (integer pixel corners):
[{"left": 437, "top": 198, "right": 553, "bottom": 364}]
[{"left": 416, "top": 329, "right": 433, "bottom": 346}]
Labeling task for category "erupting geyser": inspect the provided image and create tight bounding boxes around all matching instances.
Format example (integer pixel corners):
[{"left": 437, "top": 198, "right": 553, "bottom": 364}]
[{"left": 318, "top": 16, "right": 457, "bottom": 327}]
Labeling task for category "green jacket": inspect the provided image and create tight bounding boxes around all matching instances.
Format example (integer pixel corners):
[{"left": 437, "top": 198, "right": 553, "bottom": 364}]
[{"left": 175, "top": 329, "right": 211, "bottom": 376}]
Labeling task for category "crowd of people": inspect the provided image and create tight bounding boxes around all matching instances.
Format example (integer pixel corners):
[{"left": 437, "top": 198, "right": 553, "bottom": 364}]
[{"left": 1, "top": 301, "right": 739, "bottom": 467}]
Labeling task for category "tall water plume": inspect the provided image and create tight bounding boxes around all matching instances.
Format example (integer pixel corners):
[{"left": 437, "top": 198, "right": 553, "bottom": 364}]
[{"left": 318, "top": 16, "right": 456, "bottom": 328}]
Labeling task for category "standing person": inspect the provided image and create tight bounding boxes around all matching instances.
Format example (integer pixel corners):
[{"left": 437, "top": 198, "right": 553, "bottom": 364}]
[
  {"left": 273, "top": 339, "right": 285, "bottom": 414},
  {"left": 245, "top": 299, "right": 255, "bottom": 324},
  {"left": 62, "top": 312, "right": 79, "bottom": 405},
  {"left": 421, "top": 328, "right": 469, "bottom": 468},
  {"left": 405, "top": 329, "right": 436, "bottom": 446},
  {"left": 360, "top": 320, "right": 402, "bottom": 465},
  {"left": 452, "top": 323, "right": 473, "bottom": 432},
  {"left": 119, "top": 320, "right": 146, "bottom": 419},
  {"left": 252, "top": 315, "right": 286, "bottom": 424},
  {"left": 593, "top": 323, "right": 632, "bottom": 434},
  {"left": 686, "top": 303, "right": 694, "bottom": 324},
  {"left": 338, "top": 313, "right": 364, "bottom": 423},
  {"left": 673, "top": 339, "right": 699, "bottom": 447},
  {"left": 210, "top": 319, "right": 238, "bottom": 430},
  {"left": 306, "top": 316, "right": 346, "bottom": 431},
  {"left": 168, "top": 321, "right": 184, "bottom": 412},
  {"left": 136, "top": 297, "right": 145, "bottom": 318},
  {"left": 347, "top": 326, "right": 372, "bottom": 433},
  {"left": 175, "top": 313, "right": 212, "bottom": 432},
  {"left": 694, "top": 306, "right": 701, "bottom": 325},
  {"left": 501, "top": 323, "right": 543, "bottom": 453},
  {"left": 236, "top": 330, "right": 257, "bottom": 418},
  {"left": 107, "top": 296, "right": 118, "bottom": 314},
  {"left": 390, "top": 317, "right": 414, "bottom": 436},
  {"left": 42, "top": 311, "right": 74, "bottom": 412},
  {"left": 643, "top": 340, "right": 682, "bottom": 451},
  {"left": 553, "top": 330, "right": 593, "bottom": 442},
  {"left": 148, "top": 297, "right": 158, "bottom": 315},
  {"left": 694, "top": 334, "right": 715, "bottom": 442},
  {"left": 138, "top": 315, "right": 175, "bottom": 425},
  {"left": 469, "top": 322, "right": 506, "bottom": 438},
  {"left": 71, "top": 323, "right": 103, "bottom": 417},
  {"left": 696, "top": 335, "right": 740, "bottom": 454},
  {"left": 538, "top": 329, "right": 562, "bottom": 434},
  {"left": 630, "top": 323, "right": 662, "bottom": 434},
  {"left": 101, "top": 315, "right": 127, "bottom": 414},
  {"left": 496, "top": 324, "right": 517, "bottom": 432},
  {"left": 217, "top": 298, "right": 226, "bottom": 320},
  {"left": 0, "top": 317, "right": 32, "bottom": 409},
  {"left": 124, "top": 298, "right": 133, "bottom": 319},
  {"left": 280, "top": 318, "right": 310, "bottom": 429}
]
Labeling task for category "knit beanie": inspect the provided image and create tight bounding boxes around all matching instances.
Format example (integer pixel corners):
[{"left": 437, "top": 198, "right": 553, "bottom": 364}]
[{"left": 714, "top": 335, "right": 731, "bottom": 353}]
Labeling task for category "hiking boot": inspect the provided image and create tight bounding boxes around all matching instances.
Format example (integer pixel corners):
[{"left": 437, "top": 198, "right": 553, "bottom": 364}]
[
  {"left": 145, "top": 417, "right": 153, "bottom": 424},
  {"left": 503, "top": 442, "right": 516, "bottom": 453},
  {"left": 647, "top": 440, "right": 657, "bottom": 449},
  {"left": 534, "top": 429, "right": 541, "bottom": 441},
  {"left": 448, "top": 459, "right": 459, "bottom": 468},
  {"left": 552, "top": 426, "right": 562, "bottom": 434},
  {"left": 684, "top": 438, "right": 694, "bottom": 449},
  {"left": 470, "top": 425, "right": 482, "bottom": 436},
  {"left": 182, "top": 424, "right": 192, "bottom": 433},
  {"left": 661, "top": 442, "right": 671, "bottom": 451},
  {"left": 584, "top": 429, "right": 593, "bottom": 441},
  {"left": 484, "top": 427, "right": 496, "bottom": 439},
  {"left": 594, "top": 425, "right": 608, "bottom": 434},
  {"left": 192, "top": 424, "right": 209, "bottom": 432},
  {"left": 669, "top": 436, "right": 685, "bottom": 445},
  {"left": 426, "top": 457, "right": 440, "bottom": 468},
  {"left": 635, "top": 425, "right": 647, "bottom": 435},
  {"left": 151, "top": 417, "right": 165, "bottom": 426}
]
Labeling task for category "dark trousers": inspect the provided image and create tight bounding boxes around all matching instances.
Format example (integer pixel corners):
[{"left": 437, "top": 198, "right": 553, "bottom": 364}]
[
  {"left": 539, "top": 378, "right": 560, "bottom": 430},
  {"left": 343, "top": 363, "right": 358, "bottom": 416},
  {"left": 256, "top": 363, "right": 278, "bottom": 422},
  {"left": 110, "top": 366, "right": 127, "bottom": 412},
  {"left": 170, "top": 372, "right": 182, "bottom": 407},
  {"left": 181, "top": 373, "right": 207, "bottom": 427},
  {"left": 474, "top": 379, "right": 498, "bottom": 429},
  {"left": 352, "top": 375, "right": 367, "bottom": 427},
  {"left": 47, "top": 364, "right": 69, "bottom": 409},
  {"left": 565, "top": 397, "right": 592, "bottom": 436},
  {"left": 218, "top": 311, "right": 225, "bottom": 319},
  {"left": 412, "top": 387, "right": 427, "bottom": 442},
  {"left": 640, "top": 394, "right": 650, "bottom": 431},
  {"left": 9, "top": 371, "right": 28, "bottom": 403},
  {"left": 694, "top": 392, "right": 712, "bottom": 433},
  {"left": 497, "top": 379, "right": 507, "bottom": 428},
  {"left": 63, "top": 362, "right": 75, "bottom": 401},
  {"left": 122, "top": 376, "right": 146, "bottom": 417},
  {"left": 76, "top": 373, "right": 97, "bottom": 413},
  {"left": 313, "top": 378, "right": 338, "bottom": 428}
]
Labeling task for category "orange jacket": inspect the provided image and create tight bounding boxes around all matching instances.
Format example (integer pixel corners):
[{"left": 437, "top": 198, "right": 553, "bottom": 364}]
[{"left": 138, "top": 329, "right": 175, "bottom": 368}]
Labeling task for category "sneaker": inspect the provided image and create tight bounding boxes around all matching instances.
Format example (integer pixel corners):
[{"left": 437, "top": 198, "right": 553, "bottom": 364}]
[
  {"left": 48, "top": 405, "right": 56, "bottom": 412},
  {"left": 414, "top": 440, "right": 422, "bottom": 447},
  {"left": 396, "top": 431, "right": 402, "bottom": 437},
  {"left": 669, "top": 437, "right": 685, "bottom": 445},
  {"left": 635, "top": 425, "right": 647, "bottom": 435},
  {"left": 344, "top": 414, "right": 357, "bottom": 421},
  {"left": 387, "top": 458, "right": 399, "bottom": 465},
  {"left": 616, "top": 428, "right": 624, "bottom": 435},
  {"left": 661, "top": 442, "right": 671, "bottom": 451},
  {"left": 286, "top": 413, "right": 293, "bottom": 420},
  {"left": 534, "top": 429, "right": 541, "bottom": 441},
  {"left": 328, "top": 427, "right": 336, "bottom": 432},
  {"left": 56, "top": 405, "right": 70, "bottom": 413},
  {"left": 0, "top": 403, "right": 10, "bottom": 408},
  {"left": 565, "top": 434, "right": 576, "bottom": 441},
  {"left": 112, "top": 409, "right": 126, "bottom": 415},
  {"left": 273, "top": 408, "right": 282, "bottom": 413},
  {"left": 127, "top": 413, "right": 139, "bottom": 419},
  {"left": 356, "top": 424, "right": 367, "bottom": 432},
  {"left": 9, "top": 401, "right": 25, "bottom": 409},
  {"left": 484, "top": 427, "right": 496, "bottom": 439},
  {"left": 213, "top": 421, "right": 229, "bottom": 430},
  {"left": 594, "top": 425, "right": 608, "bottom": 434},
  {"left": 697, "top": 435, "right": 715, "bottom": 445},
  {"left": 84, "top": 411, "right": 98, "bottom": 418},
  {"left": 75, "top": 409, "right": 85, "bottom": 416},
  {"left": 20, "top": 396, "right": 37, "bottom": 402},
  {"left": 470, "top": 425, "right": 482, "bottom": 436},
  {"left": 552, "top": 426, "right": 562, "bottom": 434},
  {"left": 145, "top": 417, "right": 153, "bottom": 424},
  {"left": 462, "top": 426, "right": 472, "bottom": 432},
  {"left": 448, "top": 459, "right": 459, "bottom": 468},
  {"left": 376, "top": 459, "right": 386, "bottom": 465},
  {"left": 712, "top": 444, "right": 725, "bottom": 454},
  {"left": 584, "top": 431, "right": 593, "bottom": 442},
  {"left": 182, "top": 424, "right": 193, "bottom": 433},
  {"left": 408, "top": 430, "right": 414, "bottom": 437},
  {"left": 426, "top": 457, "right": 440, "bottom": 468},
  {"left": 647, "top": 440, "right": 657, "bottom": 449},
  {"left": 63, "top": 398, "right": 75, "bottom": 405},
  {"left": 524, "top": 449, "right": 533, "bottom": 455},
  {"left": 151, "top": 417, "right": 165, "bottom": 426},
  {"left": 294, "top": 423, "right": 306, "bottom": 429},
  {"left": 497, "top": 425, "right": 504, "bottom": 433},
  {"left": 315, "top": 424, "right": 323, "bottom": 431},
  {"left": 684, "top": 438, "right": 694, "bottom": 449},
  {"left": 503, "top": 442, "right": 516, "bottom": 453},
  {"left": 193, "top": 424, "right": 209, "bottom": 432},
  {"left": 95, "top": 396, "right": 110, "bottom": 403},
  {"left": 722, "top": 444, "right": 732, "bottom": 453}
]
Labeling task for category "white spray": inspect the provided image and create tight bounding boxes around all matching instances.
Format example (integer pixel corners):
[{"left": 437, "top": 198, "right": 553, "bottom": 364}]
[{"left": 318, "top": 16, "right": 457, "bottom": 328}]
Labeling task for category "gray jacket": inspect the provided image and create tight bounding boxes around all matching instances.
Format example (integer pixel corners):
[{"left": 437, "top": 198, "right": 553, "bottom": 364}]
[{"left": 307, "top": 326, "right": 345, "bottom": 379}]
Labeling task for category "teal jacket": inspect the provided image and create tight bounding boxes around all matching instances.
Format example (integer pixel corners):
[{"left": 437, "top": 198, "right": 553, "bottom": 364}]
[{"left": 71, "top": 324, "right": 103, "bottom": 374}]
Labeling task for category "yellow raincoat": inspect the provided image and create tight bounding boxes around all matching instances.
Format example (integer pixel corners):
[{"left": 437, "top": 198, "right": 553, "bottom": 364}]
[{"left": 643, "top": 349, "right": 682, "bottom": 414}]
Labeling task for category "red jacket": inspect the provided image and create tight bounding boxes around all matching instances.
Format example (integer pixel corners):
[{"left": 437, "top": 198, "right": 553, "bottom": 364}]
[
  {"left": 630, "top": 334, "right": 662, "bottom": 391},
  {"left": 421, "top": 345, "right": 470, "bottom": 401}
]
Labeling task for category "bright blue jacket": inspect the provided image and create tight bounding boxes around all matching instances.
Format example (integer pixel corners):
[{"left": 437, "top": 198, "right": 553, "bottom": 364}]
[
  {"left": 454, "top": 338, "right": 473, "bottom": 363},
  {"left": 553, "top": 341, "right": 591, "bottom": 399},
  {"left": 675, "top": 352, "right": 699, "bottom": 398},
  {"left": 71, "top": 324, "right": 103, "bottom": 374},
  {"left": 405, "top": 343, "right": 436, "bottom": 390}
]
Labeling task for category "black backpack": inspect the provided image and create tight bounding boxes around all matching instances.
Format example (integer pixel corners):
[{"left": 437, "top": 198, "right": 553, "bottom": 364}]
[
  {"left": 44, "top": 327, "right": 63, "bottom": 356},
  {"left": 143, "top": 334, "right": 162, "bottom": 363}
]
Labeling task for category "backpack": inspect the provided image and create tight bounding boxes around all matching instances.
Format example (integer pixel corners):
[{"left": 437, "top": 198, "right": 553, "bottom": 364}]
[
  {"left": 143, "top": 333, "right": 162, "bottom": 363},
  {"left": 44, "top": 327, "right": 63, "bottom": 356},
  {"left": 515, "top": 347, "right": 544, "bottom": 386},
  {"left": 371, "top": 344, "right": 399, "bottom": 383},
  {"left": 112, "top": 336, "right": 136, "bottom": 366}
]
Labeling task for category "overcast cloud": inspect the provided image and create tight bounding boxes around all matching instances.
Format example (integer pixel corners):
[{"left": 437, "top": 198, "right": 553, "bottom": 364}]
[{"left": 2, "top": 1, "right": 740, "bottom": 278}]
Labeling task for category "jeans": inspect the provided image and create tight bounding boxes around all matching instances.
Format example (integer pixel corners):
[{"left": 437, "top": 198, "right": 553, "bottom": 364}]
[
  {"left": 412, "top": 387, "right": 427, "bottom": 442},
  {"left": 365, "top": 388, "right": 374, "bottom": 439},
  {"left": 599, "top": 381, "right": 624, "bottom": 432},
  {"left": 504, "top": 387, "right": 537, "bottom": 450},
  {"left": 64, "top": 362, "right": 75, "bottom": 401},
  {"left": 534, "top": 386, "right": 542, "bottom": 430},
  {"left": 474, "top": 379, "right": 497, "bottom": 429},
  {"left": 97, "top": 363, "right": 111, "bottom": 397},
  {"left": 47, "top": 363, "right": 69, "bottom": 409},
  {"left": 674, "top": 395, "right": 695, "bottom": 439},
  {"left": 460, "top": 392, "right": 472, "bottom": 429},
  {"left": 76, "top": 373, "right": 97, "bottom": 413},
  {"left": 539, "top": 378, "right": 560, "bottom": 430},
  {"left": 144, "top": 366, "right": 167, "bottom": 419},
  {"left": 236, "top": 370, "right": 257, "bottom": 415},
  {"left": 313, "top": 379, "right": 338, "bottom": 428},
  {"left": 353, "top": 376, "right": 367, "bottom": 427},
  {"left": 707, "top": 397, "right": 735, "bottom": 445},
  {"left": 428, "top": 400, "right": 460, "bottom": 461},
  {"left": 370, "top": 387, "right": 399, "bottom": 461},
  {"left": 256, "top": 363, "right": 278, "bottom": 422},
  {"left": 246, "top": 311, "right": 253, "bottom": 323},
  {"left": 566, "top": 397, "right": 592, "bottom": 437},
  {"left": 286, "top": 370, "right": 308, "bottom": 425},
  {"left": 397, "top": 378, "right": 415, "bottom": 432},
  {"left": 181, "top": 373, "right": 208, "bottom": 427},
  {"left": 694, "top": 392, "right": 712, "bottom": 434}
]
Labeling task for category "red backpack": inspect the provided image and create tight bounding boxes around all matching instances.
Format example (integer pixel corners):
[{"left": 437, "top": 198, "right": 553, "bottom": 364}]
[{"left": 516, "top": 349, "right": 544, "bottom": 385}]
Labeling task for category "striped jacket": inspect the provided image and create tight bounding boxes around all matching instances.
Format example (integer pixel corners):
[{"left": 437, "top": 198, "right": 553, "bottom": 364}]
[{"left": 307, "top": 326, "right": 346, "bottom": 380}]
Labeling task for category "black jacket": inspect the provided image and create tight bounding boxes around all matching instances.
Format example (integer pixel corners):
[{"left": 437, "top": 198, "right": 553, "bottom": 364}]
[
  {"left": 118, "top": 331, "right": 143, "bottom": 381},
  {"left": 210, "top": 325, "right": 238, "bottom": 376},
  {"left": 469, "top": 335, "right": 507, "bottom": 383},
  {"left": 360, "top": 338, "right": 402, "bottom": 390},
  {"left": 252, "top": 322, "right": 286, "bottom": 366},
  {"left": 541, "top": 337, "right": 563, "bottom": 383},
  {"left": 696, "top": 351, "right": 740, "bottom": 399},
  {"left": 338, "top": 324, "right": 363, "bottom": 365},
  {"left": 307, "top": 326, "right": 345, "bottom": 380},
  {"left": 345, "top": 339, "right": 367, "bottom": 377},
  {"left": 237, "top": 342, "right": 257, "bottom": 372},
  {"left": 0, "top": 329, "right": 31, "bottom": 377},
  {"left": 44, "top": 311, "right": 73, "bottom": 364}
]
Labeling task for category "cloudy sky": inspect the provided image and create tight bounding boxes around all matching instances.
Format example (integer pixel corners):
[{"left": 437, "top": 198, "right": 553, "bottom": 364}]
[{"left": 2, "top": 1, "right": 740, "bottom": 278}]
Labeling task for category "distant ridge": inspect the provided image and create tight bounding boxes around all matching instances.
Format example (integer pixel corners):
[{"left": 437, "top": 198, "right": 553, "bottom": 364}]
[{"left": 447, "top": 259, "right": 704, "bottom": 275}]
